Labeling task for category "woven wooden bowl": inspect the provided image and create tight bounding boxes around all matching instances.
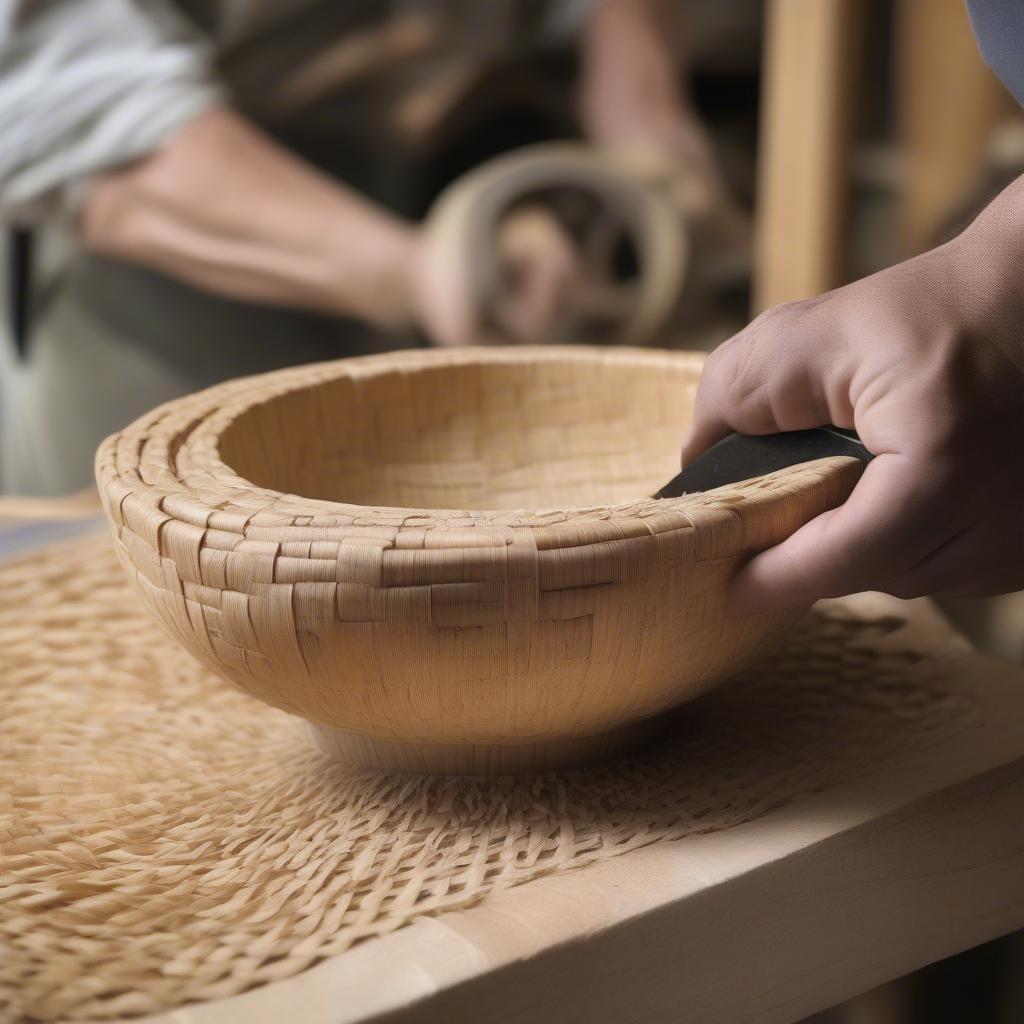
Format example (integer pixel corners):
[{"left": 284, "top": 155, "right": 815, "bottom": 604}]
[{"left": 96, "top": 346, "right": 860, "bottom": 774}]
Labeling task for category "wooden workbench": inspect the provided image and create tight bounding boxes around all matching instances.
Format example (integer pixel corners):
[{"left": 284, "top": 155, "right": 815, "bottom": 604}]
[
  {"left": 139, "top": 603, "right": 1024, "bottom": 1024},
  {"left": 3, "top": 511, "right": 1023, "bottom": 1024}
]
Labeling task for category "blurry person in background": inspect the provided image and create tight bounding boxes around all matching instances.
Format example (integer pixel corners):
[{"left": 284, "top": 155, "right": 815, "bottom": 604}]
[{"left": 0, "top": 0, "right": 744, "bottom": 495}]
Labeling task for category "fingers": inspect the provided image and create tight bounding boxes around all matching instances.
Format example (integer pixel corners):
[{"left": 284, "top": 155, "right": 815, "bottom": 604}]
[
  {"left": 493, "top": 208, "right": 580, "bottom": 342},
  {"left": 493, "top": 246, "right": 573, "bottom": 341},
  {"left": 411, "top": 232, "right": 479, "bottom": 346},
  {"left": 728, "top": 453, "right": 952, "bottom": 614},
  {"left": 682, "top": 298, "right": 849, "bottom": 467}
]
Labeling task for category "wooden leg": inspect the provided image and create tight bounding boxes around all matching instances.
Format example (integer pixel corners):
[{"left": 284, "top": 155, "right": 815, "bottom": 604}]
[
  {"left": 753, "top": 0, "right": 865, "bottom": 313},
  {"left": 896, "top": 0, "right": 1012, "bottom": 256}
]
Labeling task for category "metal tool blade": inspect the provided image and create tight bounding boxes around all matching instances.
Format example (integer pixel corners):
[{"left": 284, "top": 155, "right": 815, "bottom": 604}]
[{"left": 654, "top": 426, "right": 872, "bottom": 499}]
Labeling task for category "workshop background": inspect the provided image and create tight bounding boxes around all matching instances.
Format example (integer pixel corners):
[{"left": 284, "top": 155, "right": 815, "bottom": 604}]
[
  {"left": 2, "top": 1, "right": 1024, "bottom": 1022},
  {"left": 6, "top": 2, "right": 1023, "bottom": 647},
  {"left": 4, "top": 0, "right": 1024, "bottom": 491}
]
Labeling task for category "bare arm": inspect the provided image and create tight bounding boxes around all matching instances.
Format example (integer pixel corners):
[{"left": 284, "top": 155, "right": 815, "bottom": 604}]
[
  {"left": 579, "top": 0, "right": 716, "bottom": 180},
  {"left": 80, "top": 107, "right": 417, "bottom": 327},
  {"left": 580, "top": 0, "right": 686, "bottom": 137}
]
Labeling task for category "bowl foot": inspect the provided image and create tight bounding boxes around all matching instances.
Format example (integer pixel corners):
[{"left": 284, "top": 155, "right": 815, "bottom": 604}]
[{"left": 302, "top": 718, "right": 665, "bottom": 776}]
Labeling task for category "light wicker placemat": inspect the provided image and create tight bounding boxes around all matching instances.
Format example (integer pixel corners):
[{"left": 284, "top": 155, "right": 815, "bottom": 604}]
[{"left": 1, "top": 532, "right": 975, "bottom": 1023}]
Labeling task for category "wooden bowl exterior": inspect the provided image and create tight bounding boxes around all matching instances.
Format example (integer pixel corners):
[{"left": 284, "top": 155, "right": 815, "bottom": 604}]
[{"left": 96, "top": 346, "right": 861, "bottom": 773}]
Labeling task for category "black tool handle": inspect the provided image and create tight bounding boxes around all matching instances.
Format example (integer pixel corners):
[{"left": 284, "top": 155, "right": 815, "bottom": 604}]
[{"left": 654, "top": 426, "right": 872, "bottom": 498}]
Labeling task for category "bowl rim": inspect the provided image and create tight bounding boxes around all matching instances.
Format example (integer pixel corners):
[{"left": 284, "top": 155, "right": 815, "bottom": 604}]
[{"left": 97, "top": 345, "right": 847, "bottom": 535}]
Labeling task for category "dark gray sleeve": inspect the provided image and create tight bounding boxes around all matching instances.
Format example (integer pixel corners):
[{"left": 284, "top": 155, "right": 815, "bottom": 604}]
[{"left": 964, "top": 0, "right": 1024, "bottom": 106}]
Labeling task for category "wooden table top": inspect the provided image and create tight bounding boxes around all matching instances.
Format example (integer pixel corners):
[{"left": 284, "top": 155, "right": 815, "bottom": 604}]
[
  {"left": 4, "top": 507, "right": 1023, "bottom": 1024},
  {"left": 139, "top": 596, "right": 1024, "bottom": 1024}
]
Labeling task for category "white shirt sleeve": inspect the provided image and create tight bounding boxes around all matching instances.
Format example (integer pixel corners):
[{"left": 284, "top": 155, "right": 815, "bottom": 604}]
[{"left": 0, "top": 0, "right": 225, "bottom": 224}]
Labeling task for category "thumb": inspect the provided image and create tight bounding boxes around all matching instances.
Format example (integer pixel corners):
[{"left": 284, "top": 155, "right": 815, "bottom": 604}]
[{"left": 681, "top": 301, "right": 848, "bottom": 466}]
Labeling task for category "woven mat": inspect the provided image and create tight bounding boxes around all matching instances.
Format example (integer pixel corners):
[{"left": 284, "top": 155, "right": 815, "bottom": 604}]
[{"left": 1, "top": 533, "right": 976, "bottom": 1023}]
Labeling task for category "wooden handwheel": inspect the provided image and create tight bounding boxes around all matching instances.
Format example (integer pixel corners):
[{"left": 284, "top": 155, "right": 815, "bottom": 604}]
[{"left": 423, "top": 143, "right": 689, "bottom": 345}]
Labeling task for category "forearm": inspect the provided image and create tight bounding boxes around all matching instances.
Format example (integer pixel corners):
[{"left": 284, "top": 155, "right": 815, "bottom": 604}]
[
  {"left": 80, "top": 108, "right": 416, "bottom": 326},
  {"left": 579, "top": 0, "right": 690, "bottom": 144},
  {"left": 954, "top": 172, "right": 1024, "bottom": 301}
]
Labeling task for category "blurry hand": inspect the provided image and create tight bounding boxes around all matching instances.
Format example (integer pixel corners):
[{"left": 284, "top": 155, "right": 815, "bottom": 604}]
[
  {"left": 410, "top": 206, "right": 583, "bottom": 346},
  {"left": 578, "top": 0, "right": 749, "bottom": 278},
  {"left": 682, "top": 176, "right": 1024, "bottom": 614},
  {"left": 579, "top": 0, "right": 729, "bottom": 220},
  {"left": 407, "top": 223, "right": 474, "bottom": 346},
  {"left": 586, "top": 96, "right": 723, "bottom": 214},
  {"left": 491, "top": 206, "right": 583, "bottom": 342}
]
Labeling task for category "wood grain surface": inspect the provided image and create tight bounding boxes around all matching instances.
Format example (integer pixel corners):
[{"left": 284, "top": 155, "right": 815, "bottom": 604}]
[{"left": 133, "top": 595, "right": 1024, "bottom": 1024}]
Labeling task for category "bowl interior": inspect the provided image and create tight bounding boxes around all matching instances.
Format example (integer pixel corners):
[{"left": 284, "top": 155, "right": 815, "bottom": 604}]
[{"left": 218, "top": 355, "right": 698, "bottom": 510}]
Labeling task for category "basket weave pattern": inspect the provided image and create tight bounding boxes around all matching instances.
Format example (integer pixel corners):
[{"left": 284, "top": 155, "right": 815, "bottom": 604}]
[
  {"left": 1, "top": 533, "right": 976, "bottom": 1021},
  {"left": 95, "top": 347, "right": 861, "bottom": 770}
]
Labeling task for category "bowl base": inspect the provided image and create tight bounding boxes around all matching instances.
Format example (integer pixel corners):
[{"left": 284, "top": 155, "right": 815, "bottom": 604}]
[{"left": 302, "top": 718, "right": 666, "bottom": 776}]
